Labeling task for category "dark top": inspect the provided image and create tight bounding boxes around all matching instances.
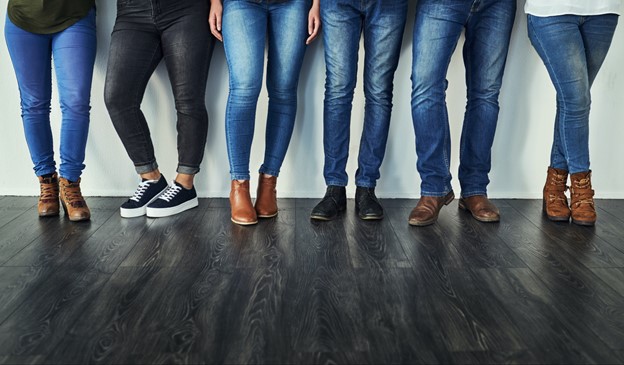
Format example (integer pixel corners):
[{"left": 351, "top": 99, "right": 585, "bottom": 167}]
[{"left": 7, "top": 0, "right": 95, "bottom": 34}]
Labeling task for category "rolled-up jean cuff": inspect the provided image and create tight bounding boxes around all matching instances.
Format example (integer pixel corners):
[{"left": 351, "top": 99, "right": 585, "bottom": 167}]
[
  {"left": 231, "top": 173, "right": 250, "bottom": 181},
  {"left": 461, "top": 191, "right": 487, "bottom": 198},
  {"left": 259, "top": 166, "right": 280, "bottom": 177},
  {"left": 177, "top": 165, "right": 199, "bottom": 175},
  {"left": 135, "top": 161, "right": 159, "bottom": 174},
  {"left": 420, "top": 189, "right": 453, "bottom": 197},
  {"left": 325, "top": 180, "right": 347, "bottom": 187},
  {"left": 355, "top": 181, "right": 376, "bottom": 188}
]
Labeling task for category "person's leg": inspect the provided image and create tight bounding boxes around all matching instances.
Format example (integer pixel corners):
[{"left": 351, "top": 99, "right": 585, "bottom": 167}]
[
  {"left": 408, "top": 0, "right": 469, "bottom": 226},
  {"left": 310, "top": 0, "right": 361, "bottom": 221},
  {"left": 222, "top": 0, "right": 267, "bottom": 182},
  {"left": 320, "top": 0, "right": 362, "bottom": 188},
  {"left": 355, "top": 0, "right": 408, "bottom": 188},
  {"left": 458, "top": 0, "right": 515, "bottom": 197},
  {"left": 104, "top": 0, "right": 168, "bottom": 218},
  {"left": 4, "top": 16, "right": 55, "bottom": 178}
]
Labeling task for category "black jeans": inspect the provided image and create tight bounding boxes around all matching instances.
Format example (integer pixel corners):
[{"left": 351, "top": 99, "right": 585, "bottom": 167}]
[{"left": 104, "top": 0, "right": 215, "bottom": 175}]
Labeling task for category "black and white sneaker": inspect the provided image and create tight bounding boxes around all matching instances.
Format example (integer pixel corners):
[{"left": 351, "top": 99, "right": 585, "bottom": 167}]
[
  {"left": 120, "top": 175, "right": 169, "bottom": 218},
  {"left": 146, "top": 181, "right": 198, "bottom": 218}
]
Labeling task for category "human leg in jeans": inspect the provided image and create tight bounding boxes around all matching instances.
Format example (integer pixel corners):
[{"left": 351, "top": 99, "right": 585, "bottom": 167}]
[
  {"left": 105, "top": 0, "right": 214, "bottom": 218},
  {"left": 221, "top": 0, "right": 316, "bottom": 225},
  {"left": 5, "top": 9, "right": 96, "bottom": 221},
  {"left": 311, "top": 0, "right": 407, "bottom": 221},
  {"left": 409, "top": 0, "right": 515, "bottom": 226},
  {"left": 529, "top": 14, "right": 618, "bottom": 225}
]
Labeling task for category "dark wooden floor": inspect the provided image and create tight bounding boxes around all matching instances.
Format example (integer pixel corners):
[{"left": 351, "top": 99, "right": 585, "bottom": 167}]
[{"left": 0, "top": 197, "right": 623, "bottom": 364}]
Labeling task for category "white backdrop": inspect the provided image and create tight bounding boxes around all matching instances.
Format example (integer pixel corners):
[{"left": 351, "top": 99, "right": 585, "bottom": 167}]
[{"left": 1, "top": 1, "right": 623, "bottom": 199}]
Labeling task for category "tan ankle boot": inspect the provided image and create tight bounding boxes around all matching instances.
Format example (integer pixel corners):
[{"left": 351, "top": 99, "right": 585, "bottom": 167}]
[
  {"left": 230, "top": 180, "right": 257, "bottom": 225},
  {"left": 543, "top": 167, "right": 570, "bottom": 221},
  {"left": 255, "top": 174, "right": 278, "bottom": 218},
  {"left": 59, "top": 177, "right": 90, "bottom": 222},
  {"left": 570, "top": 171, "right": 596, "bottom": 226},
  {"left": 38, "top": 173, "right": 59, "bottom": 217}
]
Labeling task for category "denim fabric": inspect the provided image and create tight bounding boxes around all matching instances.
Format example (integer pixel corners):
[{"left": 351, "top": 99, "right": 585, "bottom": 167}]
[
  {"left": 411, "top": 0, "right": 516, "bottom": 197},
  {"left": 321, "top": 0, "right": 408, "bottom": 188},
  {"left": 4, "top": 9, "right": 96, "bottom": 182},
  {"left": 104, "top": 0, "right": 215, "bottom": 175},
  {"left": 528, "top": 14, "right": 618, "bottom": 174},
  {"left": 222, "top": 0, "right": 310, "bottom": 181}
]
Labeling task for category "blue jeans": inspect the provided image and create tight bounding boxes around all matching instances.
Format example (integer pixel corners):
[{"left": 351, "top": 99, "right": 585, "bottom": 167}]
[
  {"left": 223, "top": 0, "right": 309, "bottom": 180},
  {"left": 321, "top": 0, "right": 408, "bottom": 188},
  {"left": 4, "top": 9, "right": 97, "bottom": 182},
  {"left": 411, "top": 0, "right": 516, "bottom": 197},
  {"left": 528, "top": 14, "right": 618, "bottom": 174}
]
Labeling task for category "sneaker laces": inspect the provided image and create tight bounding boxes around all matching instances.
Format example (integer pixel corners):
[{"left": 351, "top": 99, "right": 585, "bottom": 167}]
[
  {"left": 158, "top": 184, "right": 182, "bottom": 202},
  {"left": 130, "top": 180, "right": 154, "bottom": 202}
]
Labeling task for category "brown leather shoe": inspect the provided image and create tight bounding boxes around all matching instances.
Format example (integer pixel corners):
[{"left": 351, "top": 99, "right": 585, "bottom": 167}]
[
  {"left": 569, "top": 171, "right": 596, "bottom": 226},
  {"left": 458, "top": 195, "right": 500, "bottom": 222},
  {"left": 255, "top": 174, "right": 278, "bottom": 218},
  {"left": 543, "top": 166, "right": 570, "bottom": 222},
  {"left": 38, "top": 173, "right": 59, "bottom": 217},
  {"left": 59, "top": 177, "right": 90, "bottom": 222},
  {"left": 408, "top": 191, "right": 455, "bottom": 226},
  {"left": 230, "top": 180, "right": 258, "bottom": 225}
]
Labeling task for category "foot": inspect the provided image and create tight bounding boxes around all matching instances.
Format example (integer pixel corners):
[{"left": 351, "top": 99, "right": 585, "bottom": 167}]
[
  {"left": 255, "top": 174, "right": 278, "bottom": 218},
  {"left": 355, "top": 187, "right": 383, "bottom": 220},
  {"left": 408, "top": 191, "right": 454, "bottom": 226},
  {"left": 570, "top": 171, "right": 596, "bottom": 226},
  {"left": 310, "top": 185, "right": 346, "bottom": 221},
  {"left": 543, "top": 166, "right": 570, "bottom": 222},
  {"left": 59, "top": 177, "right": 90, "bottom": 222},
  {"left": 38, "top": 173, "right": 59, "bottom": 217},
  {"left": 146, "top": 181, "right": 198, "bottom": 218},
  {"left": 458, "top": 195, "right": 500, "bottom": 223},
  {"left": 120, "top": 175, "right": 168, "bottom": 218},
  {"left": 230, "top": 180, "right": 258, "bottom": 225}
]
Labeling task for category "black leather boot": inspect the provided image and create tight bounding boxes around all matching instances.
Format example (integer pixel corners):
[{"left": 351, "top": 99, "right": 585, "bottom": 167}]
[
  {"left": 355, "top": 187, "right": 383, "bottom": 220},
  {"left": 310, "top": 185, "right": 347, "bottom": 221}
]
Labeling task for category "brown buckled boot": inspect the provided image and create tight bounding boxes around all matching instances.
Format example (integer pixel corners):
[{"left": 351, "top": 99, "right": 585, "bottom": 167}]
[
  {"left": 230, "top": 180, "right": 258, "bottom": 225},
  {"left": 543, "top": 167, "right": 570, "bottom": 222},
  {"left": 569, "top": 171, "right": 596, "bottom": 226},
  {"left": 255, "top": 174, "right": 278, "bottom": 218},
  {"left": 38, "top": 173, "right": 59, "bottom": 217},
  {"left": 59, "top": 177, "right": 91, "bottom": 222}
]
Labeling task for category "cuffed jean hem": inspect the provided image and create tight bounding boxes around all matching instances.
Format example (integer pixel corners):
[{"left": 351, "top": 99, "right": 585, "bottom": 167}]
[
  {"left": 36, "top": 168, "right": 57, "bottom": 178},
  {"left": 59, "top": 172, "right": 83, "bottom": 183},
  {"left": 325, "top": 180, "right": 348, "bottom": 187},
  {"left": 231, "top": 173, "right": 251, "bottom": 181},
  {"left": 259, "top": 166, "right": 280, "bottom": 178},
  {"left": 134, "top": 161, "right": 159, "bottom": 175},
  {"left": 420, "top": 189, "right": 454, "bottom": 197},
  {"left": 460, "top": 191, "right": 488, "bottom": 198},
  {"left": 355, "top": 181, "right": 377, "bottom": 189},
  {"left": 177, "top": 165, "right": 199, "bottom": 175}
]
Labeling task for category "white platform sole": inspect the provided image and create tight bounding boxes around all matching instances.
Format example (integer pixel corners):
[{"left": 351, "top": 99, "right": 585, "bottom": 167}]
[{"left": 146, "top": 197, "right": 199, "bottom": 218}]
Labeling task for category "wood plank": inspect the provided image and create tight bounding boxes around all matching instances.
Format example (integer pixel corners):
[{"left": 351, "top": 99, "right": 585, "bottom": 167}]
[
  {"left": 596, "top": 200, "right": 624, "bottom": 220},
  {"left": 591, "top": 268, "right": 624, "bottom": 297},
  {"left": 507, "top": 199, "right": 624, "bottom": 268},
  {"left": 590, "top": 208, "right": 624, "bottom": 257},
  {"left": 0, "top": 207, "right": 57, "bottom": 265}
]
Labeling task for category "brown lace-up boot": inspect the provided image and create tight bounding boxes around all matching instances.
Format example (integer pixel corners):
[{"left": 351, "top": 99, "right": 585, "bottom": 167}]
[
  {"left": 59, "top": 177, "right": 91, "bottom": 222},
  {"left": 569, "top": 171, "right": 596, "bottom": 226},
  {"left": 255, "top": 174, "right": 278, "bottom": 218},
  {"left": 38, "top": 173, "right": 59, "bottom": 217},
  {"left": 543, "top": 167, "right": 570, "bottom": 222}
]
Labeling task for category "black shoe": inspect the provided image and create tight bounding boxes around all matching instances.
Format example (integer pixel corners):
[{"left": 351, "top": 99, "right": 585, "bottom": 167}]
[
  {"left": 355, "top": 186, "right": 384, "bottom": 220},
  {"left": 310, "top": 185, "right": 347, "bottom": 221},
  {"left": 146, "top": 181, "right": 199, "bottom": 218},
  {"left": 120, "top": 175, "right": 168, "bottom": 218}
]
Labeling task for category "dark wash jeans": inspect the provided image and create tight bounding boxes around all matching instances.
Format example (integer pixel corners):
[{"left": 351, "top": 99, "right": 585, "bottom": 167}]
[
  {"left": 321, "top": 0, "right": 408, "bottom": 188},
  {"left": 528, "top": 14, "right": 618, "bottom": 174},
  {"left": 104, "top": 0, "right": 215, "bottom": 175},
  {"left": 411, "top": 0, "right": 516, "bottom": 197}
]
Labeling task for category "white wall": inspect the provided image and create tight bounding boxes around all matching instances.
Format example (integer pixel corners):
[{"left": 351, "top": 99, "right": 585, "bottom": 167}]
[{"left": 1, "top": 1, "right": 623, "bottom": 199}]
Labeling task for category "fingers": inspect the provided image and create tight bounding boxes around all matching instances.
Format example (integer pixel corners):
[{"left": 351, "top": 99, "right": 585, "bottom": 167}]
[
  {"left": 209, "top": 8, "right": 223, "bottom": 42},
  {"left": 306, "top": 16, "right": 320, "bottom": 45}
]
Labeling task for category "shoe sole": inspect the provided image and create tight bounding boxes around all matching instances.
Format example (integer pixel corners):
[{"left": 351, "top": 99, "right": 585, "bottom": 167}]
[
  {"left": 231, "top": 218, "right": 258, "bottom": 225},
  {"left": 39, "top": 211, "right": 60, "bottom": 217},
  {"left": 408, "top": 193, "right": 454, "bottom": 227},
  {"left": 358, "top": 213, "right": 384, "bottom": 220},
  {"left": 257, "top": 212, "right": 278, "bottom": 219},
  {"left": 458, "top": 200, "right": 500, "bottom": 223},
  {"left": 572, "top": 218, "right": 595, "bottom": 226},
  {"left": 146, "top": 198, "right": 199, "bottom": 218},
  {"left": 120, "top": 188, "right": 168, "bottom": 218}
]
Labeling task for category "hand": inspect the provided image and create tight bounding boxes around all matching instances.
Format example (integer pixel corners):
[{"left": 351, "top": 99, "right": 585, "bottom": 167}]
[
  {"left": 306, "top": 1, "right": 320, "bottom": 45},
  {"left": 209, "top": 0, "right": 223, "bottom": 42}
]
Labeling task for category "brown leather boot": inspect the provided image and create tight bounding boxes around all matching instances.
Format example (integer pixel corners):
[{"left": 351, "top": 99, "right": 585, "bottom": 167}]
[
  {"left": 408, "top": 191, "right": 454, "bottom": 226},
  {"left": 543, "top": 167, "right": 570, "bottom": 222},
  {"left": 255, "top": 174, "right": 278, "bottom": 218},
  {"left": 458, "top": 195, "right": 500, "bottom": 222},
  {"left": 569, "top": 171, "right": 596, "bottom": 226},
  {"left": 38, "top": 173, "right": 59, "bottom": 217},
  {"left": 230, "top": 180, "right": 258, "bottom": 225},
  {"left": 59, "top": 177, "right": 90, "bottom": 222}
]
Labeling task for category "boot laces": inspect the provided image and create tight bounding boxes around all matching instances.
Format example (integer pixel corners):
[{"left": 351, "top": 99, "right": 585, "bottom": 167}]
[
  {"left": 40, "top": 183, "right": 57, "bottom": 200},
  {"left": 571, "top": 178, "right": 594, "bottom": 207},
  {"left": 63, "top": 182, "right": 85, "bottom": 207}
]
